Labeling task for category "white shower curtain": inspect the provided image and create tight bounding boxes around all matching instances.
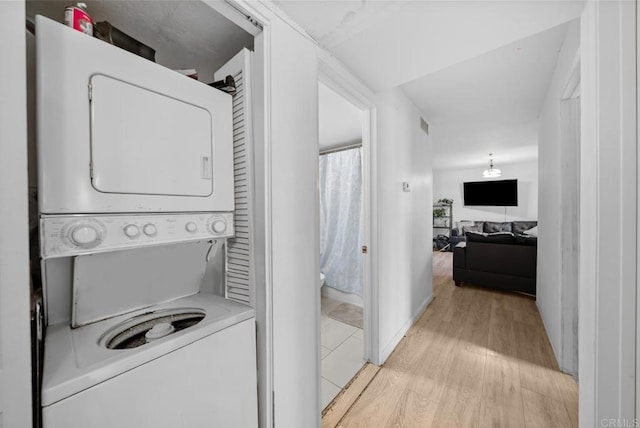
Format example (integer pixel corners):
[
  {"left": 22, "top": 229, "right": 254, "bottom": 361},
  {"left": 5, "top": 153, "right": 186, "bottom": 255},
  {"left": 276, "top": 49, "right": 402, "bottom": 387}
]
[{"left": 319, "top": 147, "right": 362, "bottom": 296}]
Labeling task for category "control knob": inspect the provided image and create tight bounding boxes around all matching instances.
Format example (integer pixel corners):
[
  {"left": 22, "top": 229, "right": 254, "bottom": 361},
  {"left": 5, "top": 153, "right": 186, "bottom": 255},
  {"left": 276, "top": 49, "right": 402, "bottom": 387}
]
[
  {"left": 123, "top": 224, "right": 140, "bottom": 238},
  {"left": 185, "top": 222, "right": 198, "bottom": 233},
  {"left": 211, "top": 219, "right": 227, "bottom": 234},
  {"left": 68, "top": 223, "right": 102, "bottom": 248},
  {"left": 143, "top": 223, "right": 158, "bottom": 237}
]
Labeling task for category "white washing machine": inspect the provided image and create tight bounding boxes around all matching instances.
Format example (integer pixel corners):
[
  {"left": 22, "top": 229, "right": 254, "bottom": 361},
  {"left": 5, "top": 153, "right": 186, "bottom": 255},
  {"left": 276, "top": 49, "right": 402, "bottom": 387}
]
[
  {"left": 42, "top": 294, "right": 257, "bottom": 428},
  {"left": 39, "top": 219, "right": 258, "bottom": 428}
]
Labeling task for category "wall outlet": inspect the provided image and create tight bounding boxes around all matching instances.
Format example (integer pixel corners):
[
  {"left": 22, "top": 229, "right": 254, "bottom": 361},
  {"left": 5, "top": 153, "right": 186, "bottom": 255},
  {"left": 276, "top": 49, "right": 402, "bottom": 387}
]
[{"left": 402, "top": 182, "right": 410, "bottom": 192}]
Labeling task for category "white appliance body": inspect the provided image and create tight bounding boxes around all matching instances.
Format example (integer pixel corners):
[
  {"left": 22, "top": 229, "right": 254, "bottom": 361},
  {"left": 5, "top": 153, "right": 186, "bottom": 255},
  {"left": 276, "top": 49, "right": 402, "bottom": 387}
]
[
  {"left": 40, "top": 211, "right": 234, "bottom": 260},
  {"left": 41, "top": 294, "right": 258, "bottom": 428},
  {"left": 35, "top": 16, "right": 256, "bottom": 428},
  {"left": 36, "top": 16, "right": 234, "bottom": 214}
]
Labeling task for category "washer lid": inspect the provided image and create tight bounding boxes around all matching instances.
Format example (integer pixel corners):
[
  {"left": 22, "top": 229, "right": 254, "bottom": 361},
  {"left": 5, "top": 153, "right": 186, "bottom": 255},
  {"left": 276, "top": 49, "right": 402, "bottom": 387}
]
[{"left": 71, "top": 241, "right": 210, "bottom": 327}]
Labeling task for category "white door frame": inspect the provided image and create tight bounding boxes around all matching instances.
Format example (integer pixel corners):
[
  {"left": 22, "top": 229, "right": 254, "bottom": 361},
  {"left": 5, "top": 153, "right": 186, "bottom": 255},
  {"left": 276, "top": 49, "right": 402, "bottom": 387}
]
[
  {"left": 204, "top": 2, "right": 274, "bottom": 427},
  {"left": 637, "top": 0, "right": 640, "bottom": 419},
  {"left": 580, "top": 0, "right": 637, "bottom": 425},
  {"left": 317, "top": 59, "right": 379, "bottom": 363},
  {"left": 0, "top": 1, "right": 34, "bottom": 427}
]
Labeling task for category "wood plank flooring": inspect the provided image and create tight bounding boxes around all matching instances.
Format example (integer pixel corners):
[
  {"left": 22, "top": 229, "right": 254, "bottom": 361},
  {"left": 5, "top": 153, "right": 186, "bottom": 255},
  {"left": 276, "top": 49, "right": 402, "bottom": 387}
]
[
  {"left": 322, "top": 363, "right": 381, "bottom": 428},
  {"left": 324, "top": 251, "right": 578, "bottom": 428}
]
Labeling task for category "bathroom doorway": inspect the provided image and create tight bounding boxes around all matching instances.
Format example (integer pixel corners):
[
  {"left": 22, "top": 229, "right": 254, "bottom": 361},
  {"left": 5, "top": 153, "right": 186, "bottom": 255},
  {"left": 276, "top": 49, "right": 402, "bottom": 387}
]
[{"left": 317, "top": 81, "right": 368, "bottom": 410}]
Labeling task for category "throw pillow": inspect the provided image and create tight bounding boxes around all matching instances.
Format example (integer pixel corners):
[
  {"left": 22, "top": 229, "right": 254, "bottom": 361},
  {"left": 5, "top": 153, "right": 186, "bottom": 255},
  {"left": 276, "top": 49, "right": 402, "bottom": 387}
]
[
  {"left": 523, "top": 225, "right": 539, "bottom": 237},
  {"left": 466, "top": 231, "right": 515, "bottom": 244},
  {"left": 483, "top": 221, "right": 513, "bottom": 233},
  {"left": 462, "top": 225, "right": 482, "bottom": 235},
  {"left": 456, "top": 220, "right": 475, "bottom": 235},
  {"left": 512, "top": 221, "right": 538, "bottom": 235}
]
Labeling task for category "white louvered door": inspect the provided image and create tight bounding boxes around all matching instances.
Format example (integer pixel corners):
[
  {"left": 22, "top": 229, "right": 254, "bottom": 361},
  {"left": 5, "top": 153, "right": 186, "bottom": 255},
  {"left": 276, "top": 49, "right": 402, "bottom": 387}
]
[{"left": 215, "top": 49, "right": 255, "bottom": 307}]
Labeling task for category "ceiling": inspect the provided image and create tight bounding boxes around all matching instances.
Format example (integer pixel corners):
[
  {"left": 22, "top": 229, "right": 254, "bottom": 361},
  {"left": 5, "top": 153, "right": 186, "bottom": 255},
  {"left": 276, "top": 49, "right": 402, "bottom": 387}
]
[
  {"left": 27, "top": 0, "right": 254, "bottom": 82},
  {"left": 403, "top": 22, "right": 569, "bottom": 170},
  {"left": 275, "top": 0, "right": 584, "bottom": 169},
  {"left": 318, "top": 82, "right": 363, "bottom": 151}
]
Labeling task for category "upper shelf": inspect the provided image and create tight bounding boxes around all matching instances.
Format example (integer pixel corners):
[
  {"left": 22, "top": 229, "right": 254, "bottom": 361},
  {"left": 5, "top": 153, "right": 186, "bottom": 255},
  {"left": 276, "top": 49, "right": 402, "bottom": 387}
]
[{"left": 26, "top": 0, "right": 255, "bottom": 82}]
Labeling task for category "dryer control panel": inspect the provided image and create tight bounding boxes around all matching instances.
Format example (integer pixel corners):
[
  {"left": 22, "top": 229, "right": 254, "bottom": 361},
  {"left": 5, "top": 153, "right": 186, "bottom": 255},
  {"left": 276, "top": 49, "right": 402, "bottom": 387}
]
[{"left": 40, "top": 212, "right": 234, "bottom": 259}]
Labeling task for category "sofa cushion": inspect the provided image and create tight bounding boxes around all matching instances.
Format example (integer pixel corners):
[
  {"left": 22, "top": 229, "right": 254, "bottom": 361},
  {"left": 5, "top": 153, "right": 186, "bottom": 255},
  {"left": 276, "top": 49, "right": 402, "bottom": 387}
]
[
  {"left": 466, "top": 241, "right": 537, "bottom": 278},
  {"left": 512, "top": 221, "right": 538, "bottom": 235},
  {"left": 514, "top": 234, "right": 538, "bottom": 246},
  {"left": 483, "top": 221, "right": 513, "bottom": 233},
  {"left": 466, "top": 231, "right": 515, "bottom": 244}
]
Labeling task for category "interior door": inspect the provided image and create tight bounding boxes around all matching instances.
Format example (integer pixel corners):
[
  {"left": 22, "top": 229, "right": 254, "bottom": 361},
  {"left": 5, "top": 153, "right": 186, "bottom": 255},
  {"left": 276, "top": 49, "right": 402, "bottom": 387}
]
[
  {"left": 214, "top": 49, "right": 255, "bottom": 307},
  {"left": 90, "top": 74, "right": 214, "bottom": 197}
]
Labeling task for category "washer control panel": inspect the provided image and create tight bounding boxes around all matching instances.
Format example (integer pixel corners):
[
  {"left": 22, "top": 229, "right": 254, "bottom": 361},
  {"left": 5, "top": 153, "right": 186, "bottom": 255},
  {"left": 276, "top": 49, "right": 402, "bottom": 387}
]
[{"left": 40, "top": 212, "right": 234, "bottom": 259}]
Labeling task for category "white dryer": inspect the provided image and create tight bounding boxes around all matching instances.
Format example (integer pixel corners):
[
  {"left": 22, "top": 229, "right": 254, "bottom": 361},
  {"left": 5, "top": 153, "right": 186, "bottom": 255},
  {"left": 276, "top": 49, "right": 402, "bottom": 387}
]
[{"left": 36, "top": 16, "right": 234, "bottom": 215}]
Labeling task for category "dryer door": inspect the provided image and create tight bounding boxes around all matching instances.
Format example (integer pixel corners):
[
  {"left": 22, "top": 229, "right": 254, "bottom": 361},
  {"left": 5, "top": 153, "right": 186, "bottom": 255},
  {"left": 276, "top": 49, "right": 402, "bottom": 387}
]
[{"left": 90, "top": 74, "right": 213, "bottom": 197}]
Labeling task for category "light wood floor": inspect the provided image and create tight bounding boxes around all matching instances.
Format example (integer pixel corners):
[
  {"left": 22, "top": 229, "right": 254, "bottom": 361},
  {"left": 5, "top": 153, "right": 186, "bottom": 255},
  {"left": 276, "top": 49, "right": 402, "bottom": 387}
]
[{"left": 325, "top": 251, "right": 578, "bottom": 428}]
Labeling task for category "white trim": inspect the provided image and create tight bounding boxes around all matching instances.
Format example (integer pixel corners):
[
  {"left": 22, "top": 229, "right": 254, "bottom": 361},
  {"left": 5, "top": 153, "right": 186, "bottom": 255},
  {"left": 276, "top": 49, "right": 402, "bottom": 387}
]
[
  {"left": 637, "top": 0, "right": 640, "bottom": 418},
  {"left": 379, "top": 295, "right": 433, "bottom": 363},
  {"left": 368, "top": 107, "right": 380, "bottom": 364},
  {"left": 580, "top": 1, "right": 637, "bottom": 424},
  {"left": 0, "top": 1, "right": 34, "bottom": 426},
  {"left": 317, "top": 52, "right": 379, "bottom": 365}
]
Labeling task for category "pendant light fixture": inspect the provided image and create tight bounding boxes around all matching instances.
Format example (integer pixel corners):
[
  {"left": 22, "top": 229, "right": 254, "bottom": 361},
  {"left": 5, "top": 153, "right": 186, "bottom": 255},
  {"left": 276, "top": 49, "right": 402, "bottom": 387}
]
[{"left": 482, "top": 153, "right": 501, "bottom": 178}]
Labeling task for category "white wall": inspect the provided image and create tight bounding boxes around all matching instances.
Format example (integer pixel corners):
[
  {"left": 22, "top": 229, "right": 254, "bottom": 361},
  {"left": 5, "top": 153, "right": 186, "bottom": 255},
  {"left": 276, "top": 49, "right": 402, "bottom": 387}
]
[
  {"left": 433, "top": 160, "right": 538, "bottom": 226},
  {"left": 375, "top": 88, "right": 433, "bottom": 363},
  {"left": 0, "top": 1, "right": 34, "bottom": 426},
  {"left": 536, "top": 20, "right": 580, "bottom": 368},
  {"left": 245, "top": 3, "right": 438, "bottom": 424}
]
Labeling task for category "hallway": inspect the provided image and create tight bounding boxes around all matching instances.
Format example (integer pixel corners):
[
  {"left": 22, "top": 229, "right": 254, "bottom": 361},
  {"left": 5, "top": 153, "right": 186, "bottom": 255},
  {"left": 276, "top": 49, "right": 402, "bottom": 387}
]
[{"left": 324, "top": 252, "right": 578, "bottom": 427}]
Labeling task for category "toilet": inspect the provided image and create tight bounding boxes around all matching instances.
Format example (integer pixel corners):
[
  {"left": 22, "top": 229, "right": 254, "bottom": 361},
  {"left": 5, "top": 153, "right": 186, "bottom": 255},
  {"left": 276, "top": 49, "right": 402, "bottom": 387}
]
[{"left": 320, "top": 273, "right": 326, "bottom": 288}]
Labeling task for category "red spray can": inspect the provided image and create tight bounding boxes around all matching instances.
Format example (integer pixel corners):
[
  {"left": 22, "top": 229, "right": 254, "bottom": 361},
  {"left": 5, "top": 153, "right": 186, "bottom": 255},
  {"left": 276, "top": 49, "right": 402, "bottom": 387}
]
[{"left": 64, "top": 3, "right": 93, "bottom": 36}]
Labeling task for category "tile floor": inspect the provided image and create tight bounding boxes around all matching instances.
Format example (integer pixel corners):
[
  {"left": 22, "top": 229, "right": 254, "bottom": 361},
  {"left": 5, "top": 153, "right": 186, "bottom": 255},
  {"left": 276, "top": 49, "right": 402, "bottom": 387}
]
[{"left": 321, "top": 296, "right": 365, "bottom": 410}]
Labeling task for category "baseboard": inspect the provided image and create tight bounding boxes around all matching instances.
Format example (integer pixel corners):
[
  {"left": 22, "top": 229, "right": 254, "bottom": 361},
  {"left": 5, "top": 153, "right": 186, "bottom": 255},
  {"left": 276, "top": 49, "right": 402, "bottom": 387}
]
[
  {"left": 378, "top": 294, "right": 433, "bottom": 364},
  {"left": 321, "top": 286, "right": 364, "bottom": 307}
]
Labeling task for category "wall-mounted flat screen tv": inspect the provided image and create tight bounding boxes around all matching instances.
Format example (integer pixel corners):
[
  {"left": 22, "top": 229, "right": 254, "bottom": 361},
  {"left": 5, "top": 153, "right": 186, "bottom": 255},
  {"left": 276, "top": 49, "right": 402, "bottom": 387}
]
[{"left": 463, "top": 179, "right": 518, "bottom": 206}]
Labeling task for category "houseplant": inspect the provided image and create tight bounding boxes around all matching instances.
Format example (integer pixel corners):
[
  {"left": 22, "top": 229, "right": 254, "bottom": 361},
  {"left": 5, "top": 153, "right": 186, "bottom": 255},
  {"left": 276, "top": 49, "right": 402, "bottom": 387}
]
[{"left": 433, "top": 207, "right": 447, "bottom": 227}]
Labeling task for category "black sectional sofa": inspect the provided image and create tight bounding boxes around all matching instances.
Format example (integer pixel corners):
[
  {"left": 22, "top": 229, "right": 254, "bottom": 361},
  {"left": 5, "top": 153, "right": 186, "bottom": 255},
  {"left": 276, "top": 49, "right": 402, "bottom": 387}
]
[{"left": 452, "top": 221, "right": 537, "bottom": 295}]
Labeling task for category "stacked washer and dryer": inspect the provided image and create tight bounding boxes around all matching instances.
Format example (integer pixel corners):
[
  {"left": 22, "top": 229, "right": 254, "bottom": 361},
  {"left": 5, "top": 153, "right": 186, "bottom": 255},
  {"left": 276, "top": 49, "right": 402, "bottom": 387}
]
[{"left": 35, "top": 16, "right": 258, "bottom": 428}]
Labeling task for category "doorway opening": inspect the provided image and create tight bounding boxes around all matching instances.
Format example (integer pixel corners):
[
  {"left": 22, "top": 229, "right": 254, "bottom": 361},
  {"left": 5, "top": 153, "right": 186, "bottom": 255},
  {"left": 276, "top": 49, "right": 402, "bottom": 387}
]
[{"left": 317, "top": 81, "right": 368, "bottom": 410}]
